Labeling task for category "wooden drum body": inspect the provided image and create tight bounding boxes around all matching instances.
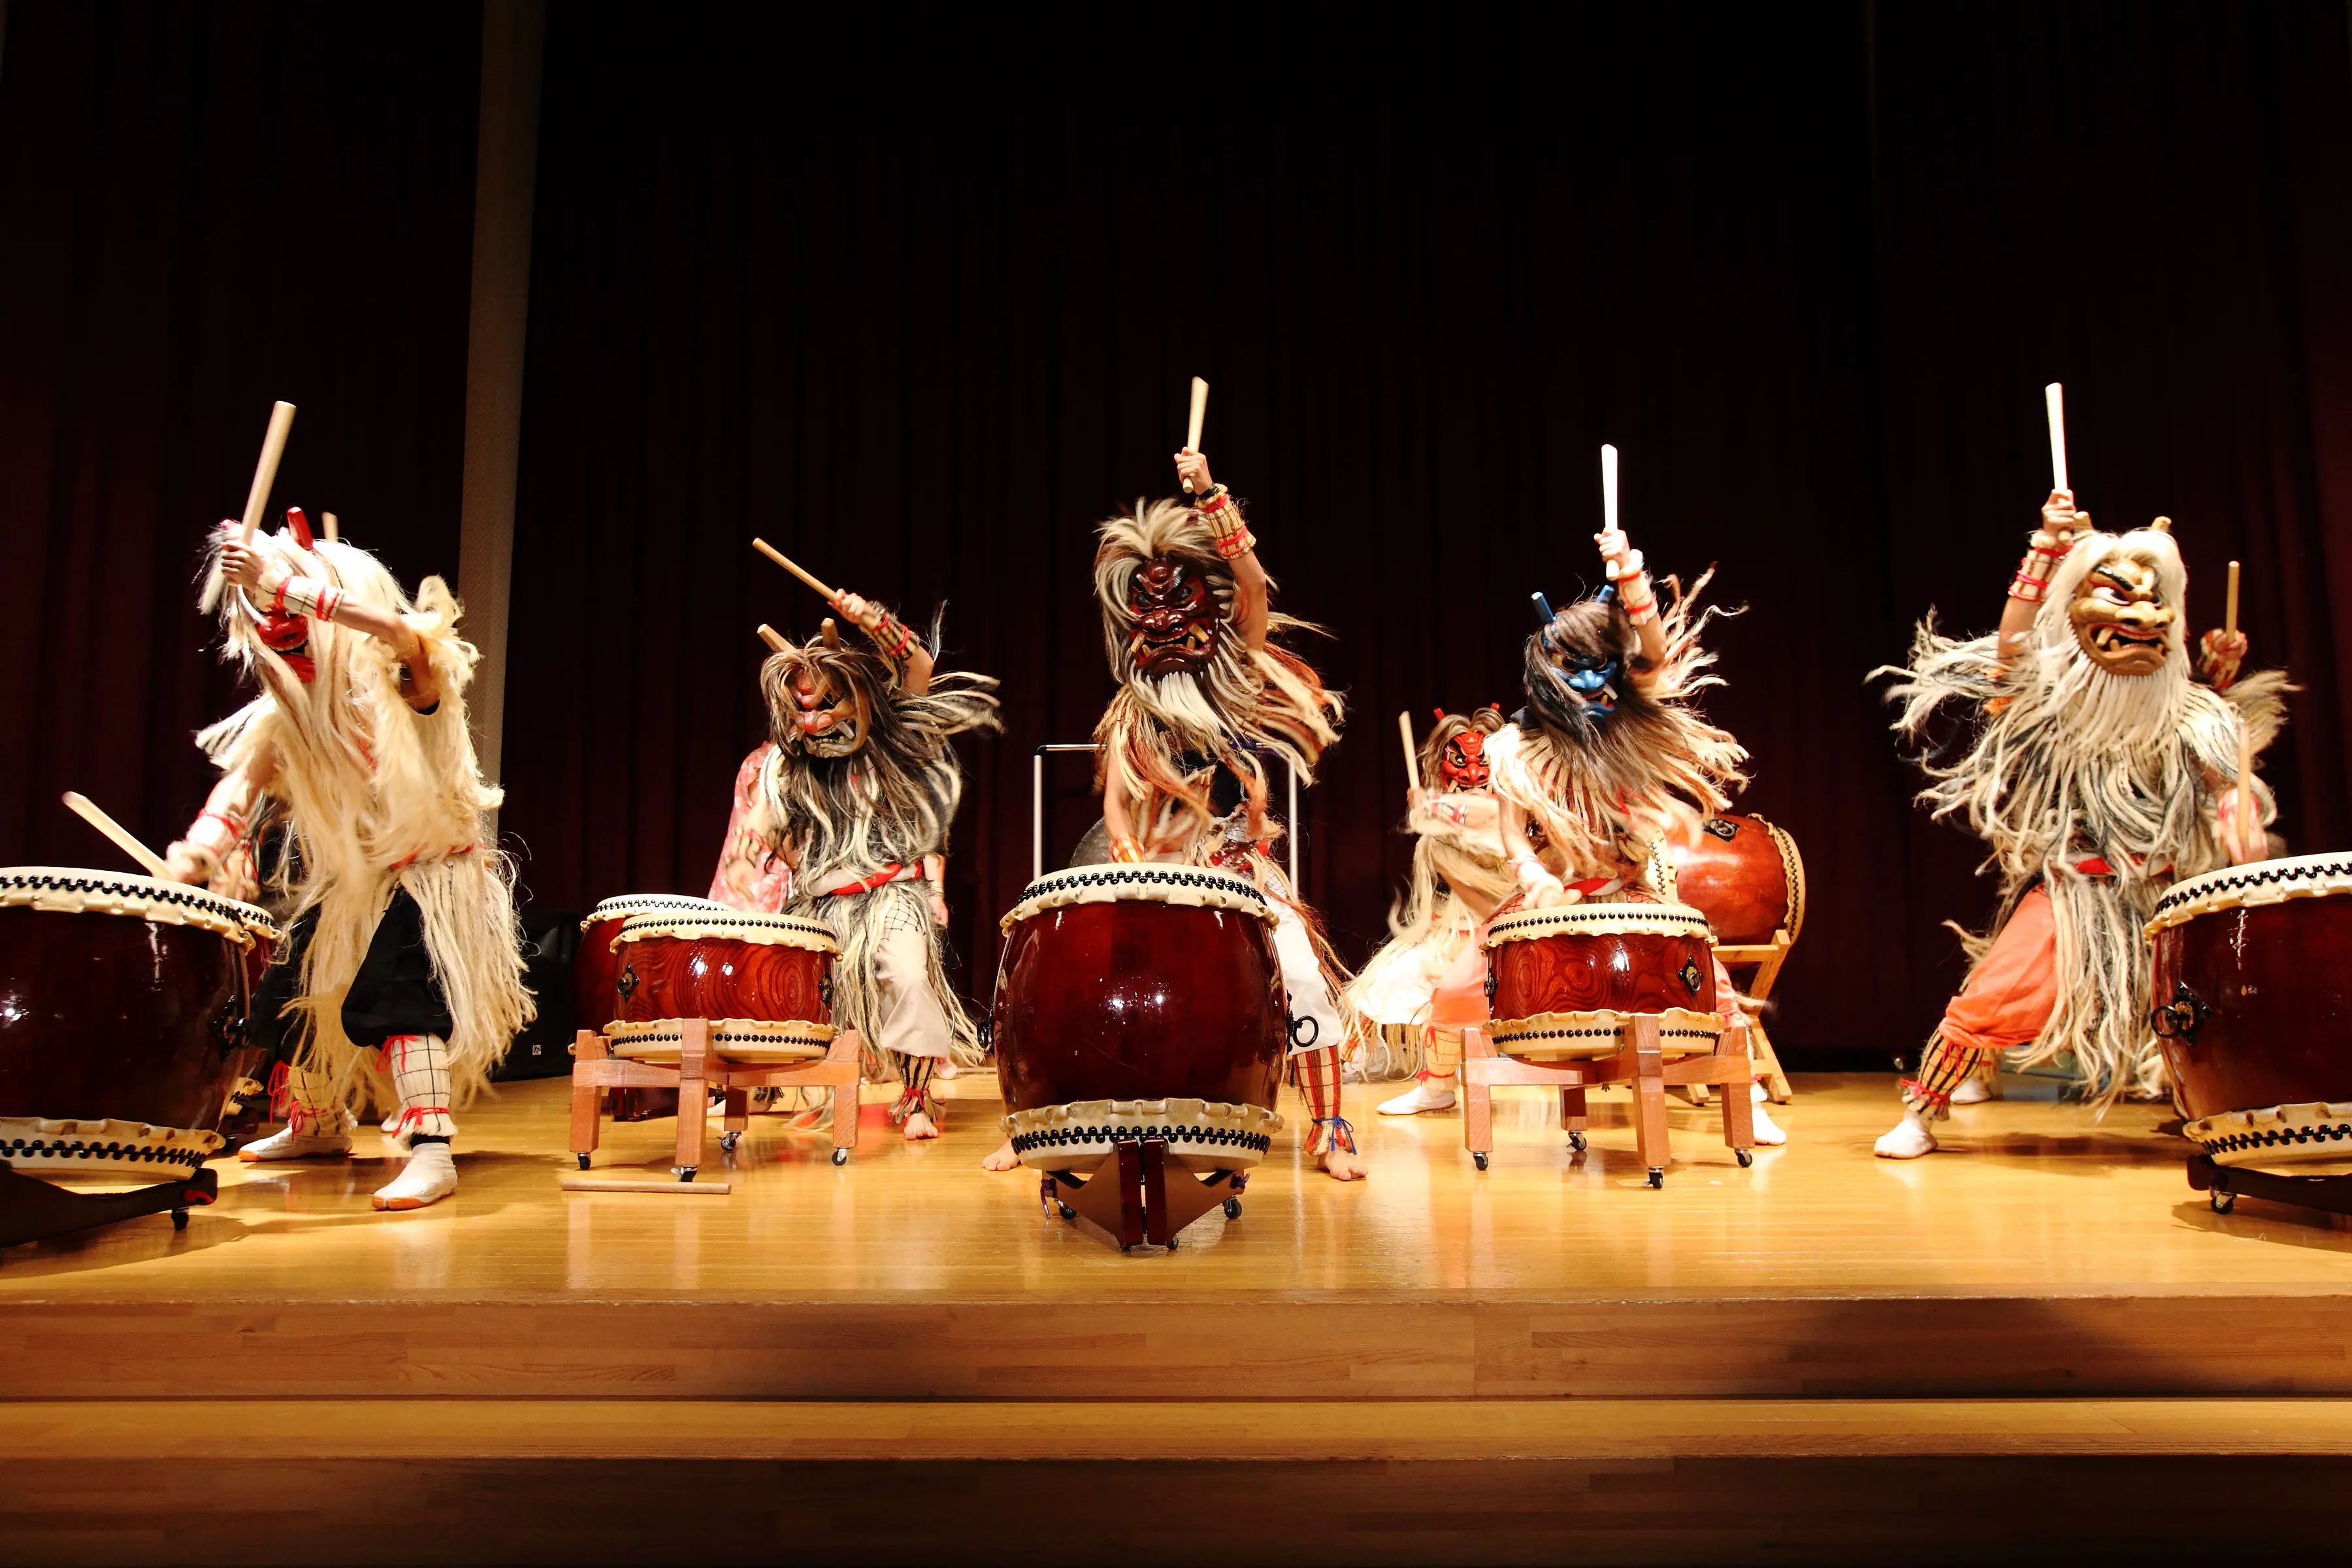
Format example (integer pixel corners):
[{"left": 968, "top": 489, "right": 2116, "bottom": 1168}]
[
  {"left": 608, "top": 909, "right": 838, "bottom": 1065},
  {"left": 1483, "top": 902, "right": 1722, "bottom": 1062},
  {"left": 576, "top": 894, "right": 727, "bottom": 1036},
  {"left": 1666, "top": 814, "right": 1806, "bottom": 947},
  {"left": 990, "top": 865, "right": 1288, "bottom": 1174},
  {"left": 2149, "top": 854, "right": 2352, "bottom": 1172},
  {"left": 0, "top": 867, "right": 276, "bottom": 1176}
]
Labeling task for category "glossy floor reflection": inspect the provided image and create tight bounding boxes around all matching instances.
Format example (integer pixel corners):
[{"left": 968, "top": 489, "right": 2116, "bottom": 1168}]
[{"left": 3, "top": 1072, "right": 2345, "bottom": 1299}]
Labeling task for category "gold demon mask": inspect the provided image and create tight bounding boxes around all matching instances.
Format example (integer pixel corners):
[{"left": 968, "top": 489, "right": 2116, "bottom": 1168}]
[{"left": 2067, "top": 549, "right": 2176, "bottom": 677}]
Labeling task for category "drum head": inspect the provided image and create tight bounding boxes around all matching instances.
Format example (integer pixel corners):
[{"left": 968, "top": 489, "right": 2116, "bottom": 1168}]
[
  {"left": 583, "top": 893, "right": 728, "bottom": 932},
  {"left": 615, "top": 908, "right": 840, "bottom": 953},
  {"left": 2148, "top": 852, "right": 2352, "bottom": 937},
  {"left": 1000, "top": 862, "right": 1275, "bottom": 932},
  {"left": 604, "top": 1017, "right": 835, "bottom": 1065},
  {"left": 1484, "top": 900, "right": 1712, "bottom": 951},
  {"left": 0, "top": 866, "right": 272, "bottom": 944}
]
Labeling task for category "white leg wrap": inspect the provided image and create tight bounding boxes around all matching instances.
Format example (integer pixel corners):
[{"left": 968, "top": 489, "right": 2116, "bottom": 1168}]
[
  {"left": 239, "top": 1069, "right": 354, "bottom": 1161},
  {"left": 382, "top": 1034, "right": 459, "bottom": 1141}
]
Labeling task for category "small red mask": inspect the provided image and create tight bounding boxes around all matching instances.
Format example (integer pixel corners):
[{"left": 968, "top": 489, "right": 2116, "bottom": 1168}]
[{"left": 1437, "top": 730, "right": 1489, "bottom": 791}]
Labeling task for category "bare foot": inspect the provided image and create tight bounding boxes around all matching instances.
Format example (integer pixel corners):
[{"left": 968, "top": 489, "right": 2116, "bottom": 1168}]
[
  {"left": 981, "top": 1137, "right": 1019, "bottom": 1171},
  {"left": 1318, "top": 1147, "right": 1367, "bottom": 1182},
  {"left": 902, "top": 1111, "right": 940, "bottom": 1141}
]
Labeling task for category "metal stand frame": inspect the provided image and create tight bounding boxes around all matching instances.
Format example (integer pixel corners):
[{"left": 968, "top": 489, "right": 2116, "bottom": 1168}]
[
  {"left": 2187, "top": 1153, "right": 2352, "bottom": 1217},
  {"left": 0, "top": 1161, "right": 219, "bottom": 1250},
  {"left": 1034, "top": 743, "right": 1297, "bottom": 887}
]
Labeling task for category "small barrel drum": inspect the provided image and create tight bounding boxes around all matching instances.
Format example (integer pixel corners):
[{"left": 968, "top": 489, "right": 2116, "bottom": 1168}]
[
  {"left": 0, "top": 866, "right": 276, "bottom": 1176},
  {"left": 1665, "top": 814, "right": 1806, "bottom": 947},
  {"left": 608, "top": 908, "right": 838, "bottom": 1065},
  {"left": 991, "top": 864, "right": 1288, "bottom": 1173},
  {"left": 2148, "top": 853, "right": 2352, "bottom": 1171},
  {"left": 1482, "top": 901, "right": 1722, "bottom": 1061}
]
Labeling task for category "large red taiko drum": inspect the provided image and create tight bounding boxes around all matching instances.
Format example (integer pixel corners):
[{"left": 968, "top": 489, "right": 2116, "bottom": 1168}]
[
  {"left": 990, "top": 864, "right": 1288, "bottom": 1174},
  {"left": 1482, "top": 901, "right": 1722, "bottom": 1062},
  {"left": 0, "top": 867, "right": 278, "bottom": 1176},
  {"left": 2148, "top": 853, "right": 2352, "bottom": 1173},
  {"left": 1665, "top": 813, "right": 1806, "bottom": 947},
  {"left": 607, "top": 908, "right": 838, "bottom": 1066}
]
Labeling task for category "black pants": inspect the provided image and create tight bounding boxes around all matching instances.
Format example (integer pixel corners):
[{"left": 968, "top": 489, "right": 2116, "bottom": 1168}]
[{"left": 254, "top": 889, "right": 455, "bottom": 1070}]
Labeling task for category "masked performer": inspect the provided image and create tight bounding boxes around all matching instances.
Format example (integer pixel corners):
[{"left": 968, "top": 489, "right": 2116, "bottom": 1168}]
[
  {"left": 1873, "top": 493, "right": 2281, "bottom": 1158},
  {"left": 983, "top": 448, "right": 1362, "bottom": 1179},
  {"left": 161, "top": 509, "right": 530, "bottom": 1211},
  {"left": 1350, "top": 707, "right": 1515, "bottom": 1116},
  {"left": 1487, "top": 519, "right": 1784, "bottom": 1143},
  {"left": 755, "top": 593, "right": 997, "bottom": 1140}
]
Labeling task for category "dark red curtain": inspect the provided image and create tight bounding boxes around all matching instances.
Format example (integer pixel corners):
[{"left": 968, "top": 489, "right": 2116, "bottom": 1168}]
[{"left": 0, "top": 1, "right": 482, "bottom": 866}]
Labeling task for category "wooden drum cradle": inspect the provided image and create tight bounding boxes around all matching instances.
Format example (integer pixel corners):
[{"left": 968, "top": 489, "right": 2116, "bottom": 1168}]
[
  {"left": 0, "top": 867, "right": 278, "bottom": 1244},
  {"left": 992, "top": 864, "right": 1289, "bottom": 1250},
  {"left": 569, "top": 907, "right": 863, "bottom": 1181},
  {"left": 1465, "top": 900, "right": 1756, "bottom": 1187},
  {"left": 2148, "top": 853, "right": 2352, "bottom": 1216}
]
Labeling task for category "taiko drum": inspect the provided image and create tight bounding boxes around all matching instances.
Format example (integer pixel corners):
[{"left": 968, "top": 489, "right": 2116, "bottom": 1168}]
[
  {"left": 1666, "top": 814, "right": 1806, "bottom": 947},
  {"left": 613, "top": 908, "right": 837, "bottom": 1026}
]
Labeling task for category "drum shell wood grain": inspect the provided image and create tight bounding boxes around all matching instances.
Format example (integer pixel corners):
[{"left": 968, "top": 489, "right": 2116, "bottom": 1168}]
[
  {"left": 1668, "top": 815, "right": 1796, "bottom": 946},
  {"left": 1490, "top": 926, "right": 1718, "bottom": 1020},
  {"left": 2151, "top": 896, "right": 2352, "bottom": 1119},
  {"left": 615, "top": 934, "right": 833, "bottom": 1026},
  {"left": 991, "top": 901, "right": 1287, "bottom": 1115},
  {"left": 575, "top": 915, "right": 630, "bottom": 1036},
  {"left": 0, "top": 906, "right": 252, "bottom": 1133}
]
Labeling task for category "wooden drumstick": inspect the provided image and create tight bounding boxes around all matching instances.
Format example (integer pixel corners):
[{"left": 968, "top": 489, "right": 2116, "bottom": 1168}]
[
  {"left": 757, "top": 623, "right": 788, "bottom": 653},
  {"left": 238, "top": 401, "right": 298, "bottom": 545},
  {"left": 751, "top": 538, "right": 841, "bottom": 604},
  {"left": 1601, "top": 443, "right": 1620, "bottom": 536},
  {"left": 62, "top": 792, "right": 172, "bottom": 879},
  {"left": 1183, "top": 377, "right": 1209, "bottom": 491},
  {"left": 2225, "top": 559, "right": 2241, "bottom": 637},
  {"left": 2227, "top": 559, "right": 2253, "bottom": 854},
  {"left": 1398, "top": 711, "right": 1422, "bottom": 794},
  {"left": 322, "top": 510, "right": 340, "bottom": 542},
  {"left": 2045, "top": 382, "right": 2068, "bottom": 496}
]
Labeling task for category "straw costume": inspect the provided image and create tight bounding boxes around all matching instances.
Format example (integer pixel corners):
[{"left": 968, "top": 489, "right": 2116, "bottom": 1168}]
[
  {"left": 165, "top": 509, "right": 529, "bottom": 1211},
  {"left": 1874, "top": 495, "right": 2283, "bottom": 1157},
  {"left": 1350, "top": 708, "right": 1515, "bottom": 1117}
]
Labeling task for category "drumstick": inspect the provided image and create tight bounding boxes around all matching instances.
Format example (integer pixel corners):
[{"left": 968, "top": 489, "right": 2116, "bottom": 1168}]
[
  {"left": 757, "top": 623, "right": 788, "bottom": 653},
  {"left": 2227, "top": 559, "right": 2252, "bottom": 855},
  {"left": 238, "top": 402, "right": 298, "bottom": 545},
  {"left": 322, "top": 510, "right": 340, "bottom": 542},
  {"left": 751, "top": 538, "right": 841, "bottom": 604},
  {"left": 1601, "top": 443, "right": 1620, "bottom": 536},
  {"left": 2225, "top": 560, "right": 2241, "bottom": 638},
  {"left": 1398, "top": 711, "right": 1422, "bottom": 794},
  {"left": 560, "top": 1177, "right": 732, "bottom": 1196},
  {"left": 2044, "top": 382, "right": 2068, "bottom": 495},
  {"left": 1183, "top": 376, "right": 1209, "bottom": 493},
  {"left": 61, "top": 792, "right": 172, "bottom": 879}
]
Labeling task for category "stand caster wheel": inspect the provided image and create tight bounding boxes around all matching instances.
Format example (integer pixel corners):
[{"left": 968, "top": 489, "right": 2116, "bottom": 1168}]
[
  {"left": 1736, "top": 1150, "right": 1754, "bottom": 1169},
  {"left": 1223, "top": 1196, "right": 1242, "bottom": 1220},
  {"left": 676, "top": 1167, "right": 697, "bottom": 1183},
  {"left": 1569, "top": 1132, "right": 1587, "bottom": 1153},
  {"left": 831, "top": 1147, "right": 849, "bottom": 1166},
  {"left": 1472, "top": 1151, "right": 1489, "bottom": 1171},
  {"left": 1166, "top": 1236, "right": 1179, "bottom": 1250},
  {"left": 171, "top": 1206, "right": 189, "bottom": 1232},
  {"left": 721, "top": 1131, "right": 741, "bottom": 1152},
  {"left": 2212, "top": 1189, "right": 2236, "bottom": 1214},
  {"left": 1058, "top": 1201, "right": 1077, "bottom": 1222},
  {"left": 576, "top": 1153, "right": 591, "bottom": 1171},
  {"left": 1646, "top": 1168, "right": 1665, "bottom": 1189}
]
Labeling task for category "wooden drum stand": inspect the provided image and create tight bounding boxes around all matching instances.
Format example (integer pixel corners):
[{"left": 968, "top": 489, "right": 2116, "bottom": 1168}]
[
  {"left": 1462, "top": 1013, "right": 1758, "bottom": 1188},
  {"left": 568, "top": 1021, "right": 864, "bottom": 1182}
]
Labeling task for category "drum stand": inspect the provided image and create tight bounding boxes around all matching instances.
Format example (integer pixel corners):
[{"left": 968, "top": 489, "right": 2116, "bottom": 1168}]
[
  {"left": 568, "top": 1021, "right": 864, "bottom": 1182},
  {"left": 1710, "top": 931, "right": 1797, "bottom": 1103},
  {"left": 0, "top": 1160, "right": 219, "bottom": 1250},
  {"left": 1460, "top": 1015, "right": 1757, "bottom": 1188},
  {"left": 1041, "top": 1145, "right": 1245, "bottom": 1252},
  {"left": 2187, "top": 1154, "right": 2352, "bottom": 1218}
]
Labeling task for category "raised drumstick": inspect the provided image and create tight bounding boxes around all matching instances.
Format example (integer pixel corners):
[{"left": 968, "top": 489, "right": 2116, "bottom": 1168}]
[
  {"left": 757, "top": 623, "right": 788, "bottom": 653},
  {"left": 322, "top": 510, "right": 340, "bottom": 542},
  {"left": 2225, "top": 559, "right": 2241, "bottom": 637},
  {"left": 2227, "top": 559, "right": 2253, "bottom": 853},
  {"left": 1182, "top": 377, "right": 1209, "bottom": 493},
  {"left": 238, "top": 402, "right": 298, "bottom": 545},
  {"left": 751, "top": 538, "right": 841, "bottom": 603},
  {"left": 1398, "top": 711, "right": 1422, "bottom": 794},
  {"left": 2045, "top": 382, "right": 2068, "bottom": 495},
  {"left": 62, "top": 792, "right": 172, "bottom": 879},
  {"left": 1601, "top": 443, "right": 1620, "bottom": 536}
]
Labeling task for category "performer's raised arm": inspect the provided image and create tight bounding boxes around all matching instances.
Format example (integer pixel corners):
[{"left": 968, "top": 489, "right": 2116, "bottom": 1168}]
[
  {"left": 830, "top": 590, "right": 934, "bottom": 694},
  {"left": 1998, "top": 489, "right": 2083, "bottom": 661},
  {"left": 219, "top": 531, "right": 442, "bottom": 711},
  {"left": 1593, "top": 523, "right": 1667, "bottom": 680},
  {"left": 1173, "top": 448, "right": 1266, "bottom": 651}
]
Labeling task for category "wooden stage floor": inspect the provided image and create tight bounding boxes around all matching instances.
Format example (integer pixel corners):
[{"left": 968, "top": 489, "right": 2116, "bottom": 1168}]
[{"left": 7, "top": 1072, "right": 2352, "bottom": 1564}]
